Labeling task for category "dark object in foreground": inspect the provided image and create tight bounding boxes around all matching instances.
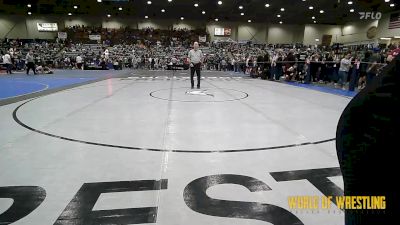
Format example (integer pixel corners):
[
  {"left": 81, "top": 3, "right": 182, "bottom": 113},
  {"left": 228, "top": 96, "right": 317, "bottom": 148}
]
[{"left": 336, "top": 55, "right": 399, "bottom": 225}]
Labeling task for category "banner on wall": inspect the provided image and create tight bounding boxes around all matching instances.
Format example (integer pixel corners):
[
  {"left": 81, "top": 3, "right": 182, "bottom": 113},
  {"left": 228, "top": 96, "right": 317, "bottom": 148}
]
[
  {"left": 89, "top": 34, "right": 101, "bottom": 40},
  {"left": 199, "top": 35, "right": 207, "bottom": 42},
  {"left": 58, "top": 32, "right": 67, "bottom": 39},
  {"left": 37, "top": 23, "right": 58, "bottom": 32}
]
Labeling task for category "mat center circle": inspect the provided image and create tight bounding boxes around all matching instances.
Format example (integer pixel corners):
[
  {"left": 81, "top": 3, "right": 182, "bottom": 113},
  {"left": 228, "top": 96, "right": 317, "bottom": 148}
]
[{"left": 150, "top": 87, "right": 248, "bottom": 102}]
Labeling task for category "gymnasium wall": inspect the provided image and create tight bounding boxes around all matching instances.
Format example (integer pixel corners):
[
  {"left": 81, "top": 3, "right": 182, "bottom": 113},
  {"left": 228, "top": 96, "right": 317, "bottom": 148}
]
[
  {"left": 0, "top": 16, "right": 28, "bottom": 39},
  {"left": 267, "top": 24, "right": 304, "bottom": 44},
  {"left": 303, "top": 24, "right": 342, "bottom": 45},
  {"left": 172, "top": 20, "right": 206, "bottom": 30},
  {"left": 339, "top": 20, "right": 379, "bottom": 44},
  {"left": 237, "top": 23, "right": 268, "bottom": 43},
  {"left": 136, "top": 19, "right": 169, "bottom": 29},
  {"left": 1, "top": 11, "right": 399, "bottom": 45},
  {"left": 64, "top": 17, "right": 102, "bottom": 28},
  {"left": 26, "top": 17, "right": 65, "bottom": 40},
  {"left": 102, "top": 17, "right": 138, "bottom": 29},
  {"left": 376, "top": 10, "right": 400, "bottom": 38}
]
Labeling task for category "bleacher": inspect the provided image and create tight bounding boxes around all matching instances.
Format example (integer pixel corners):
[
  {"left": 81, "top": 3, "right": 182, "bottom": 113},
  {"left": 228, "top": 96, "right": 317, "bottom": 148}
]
[
  {"left": 62, "top": 43, "right": 104, "bottom": 61},
  {"left": 0, "top": 40, "right": 64, "bottom": 69}
]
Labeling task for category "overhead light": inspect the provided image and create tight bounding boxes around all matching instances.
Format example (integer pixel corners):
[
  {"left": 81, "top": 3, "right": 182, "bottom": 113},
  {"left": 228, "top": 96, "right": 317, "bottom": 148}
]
[
  {"left": 394, "top": 36, "right": 400, "bottom": 38},
  {"left": 74, "top": 5, "right": 78, "bottom": 9},
  {"left": 118, "top": 7, "right": 122, "bottom": 11},
  {"left": 315, "top": 38, "right": 320, "bottom": 42},
  {"left": 168, "top": 0, "right": 172, "bottom": 2},
  {"left": 390, "top": 3, "right": 395, "bottom": 7},
  {"left": 279, "top": 21, "right": 283, "bottom": 24},
  {"left": 27, "top": 4, "right": 31, "bottom": 8},
  {"left": 161, "top": 9, "right": 165, "bottom": 12},
  {"left": 218, "top": 1, "right": 222, "bottom": 5},
  {"left": 147, "top": 1, "right": 152, "bottom": 5},
  {"left": 145, "top": 15, "right": 149, "bottom": 19},
  {"left": 348, "top": 1, "right": 353, "bottom": 5},
  {"left": 312, "top": 16, "right": 316, "bottom": 19},
  {"left": 239, "top": 5, "right": 243, "bottom": 9},
  {"left": 181, "top": 17, "right": 184, "bottom": 20},
  {"left": 68, "top": 12, "right": 72, "bottom": 16},
  {"left": 215, "top": 18, "right": 219, "bottom": 21},
  {"left": 277, "top": 14, "right": 281, "bottom": 17},
  {"left": 385, "top": 0, "right": 390, "bottom": 2},
  {"left": 202, "top": 11, "right": 206, "bottom": 14},
  {"left": 240, "top": 12, "right": 244, "bottom": 16},
  {"left": 265, "top": 4, "right": 270, "bottom": 7},
  {"left": 107, "top": 14, "right": 111, "bottom": 18},
  {"left": 309, "top": 6, "right": 314, "bottom": 9},
  {"left": 27, "top": 12, "right": 32, "bottom": 15},
  {"left": 248, "top": 19, "right": 252, "bottom": 23},
  {"left": 314, "top": 20, "right": 317, "bottom": 23},
  {"left": 194, "top": 3, "right": 199, "bottom": 7},
  {"left": 97, "top": 0, "right": 102, "bottom": 2},
  {"left": 350, "top": 9, "right": 354, "bottom": 12},
  {"left": 320, "top": 10, "right": 324, "bottom": 13},
  {"left": 380, "top": 37, "right": 392, "bottom": 40},
  {"left": 280, "top": 8, "right": 285, "bottom": 11}
]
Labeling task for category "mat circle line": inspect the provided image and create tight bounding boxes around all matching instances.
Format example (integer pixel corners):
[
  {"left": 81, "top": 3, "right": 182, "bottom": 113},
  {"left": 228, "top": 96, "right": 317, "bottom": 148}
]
[
  {"left": 12, "top": 89, "right": 335, "bottom": 153},
  {"left": 150, "top": 87, "right": 249, "bottom": 102}
]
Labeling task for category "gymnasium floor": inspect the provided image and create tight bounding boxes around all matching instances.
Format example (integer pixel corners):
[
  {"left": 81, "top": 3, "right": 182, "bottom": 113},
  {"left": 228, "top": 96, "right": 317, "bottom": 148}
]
[{"left": 0, "top": 69, "right": 352, "bottom": 225}]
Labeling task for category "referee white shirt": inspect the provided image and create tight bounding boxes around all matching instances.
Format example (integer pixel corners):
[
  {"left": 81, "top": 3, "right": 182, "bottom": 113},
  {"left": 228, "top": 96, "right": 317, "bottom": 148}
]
[{"left": 188, "top": 49, "right": 203, "bottom": 64}]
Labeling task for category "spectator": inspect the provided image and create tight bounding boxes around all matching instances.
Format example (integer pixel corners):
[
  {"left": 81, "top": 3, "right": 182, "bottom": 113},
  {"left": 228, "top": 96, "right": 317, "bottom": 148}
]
[
  {"left": 76, "top": 55, "right": 83, "bottom": 69},
  {"left": 366, "top": 53, "right": 380, "bottom": 86},
  {"left": 338, "top": 53, "right": 352, "bottom": 90},
  {"left": 275, "top": 52, "right": 283, "bottom": 80},
  {"left": 245, "top": 56, "right": 250, "bottom": 74},
  {"left": 336, "top": 54, "right": 400, "bottom": 225},
  {"left": 284, "top": 50, "right": 296, "bottom": 81},
  {"left": 2, "top": 51, "right": 12, "bottom": 74},
  {"left": 221, "top": 58, "right": 227, "bottom": 71}
]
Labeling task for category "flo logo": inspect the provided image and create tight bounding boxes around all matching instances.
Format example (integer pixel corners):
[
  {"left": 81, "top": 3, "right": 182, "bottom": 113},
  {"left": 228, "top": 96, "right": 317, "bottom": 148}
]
[
  {"left": 185, "top": 90, "right": 215, "bottom": 97},
  {"left": 359, "top": 12, "right": 382, "bottom": 20}
]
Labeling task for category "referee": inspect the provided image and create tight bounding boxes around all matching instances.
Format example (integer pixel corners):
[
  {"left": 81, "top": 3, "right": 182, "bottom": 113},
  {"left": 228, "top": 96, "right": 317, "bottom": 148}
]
[
  {"left": 188, "top": 42, "right": 203, "bottom": 89},
  {"left": 26, "top": 50, "right": 36, "bottom": 75}
]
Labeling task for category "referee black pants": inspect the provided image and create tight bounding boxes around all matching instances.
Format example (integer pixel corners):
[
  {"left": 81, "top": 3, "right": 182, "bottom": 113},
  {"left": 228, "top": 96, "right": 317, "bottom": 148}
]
[
  {"left": 190, "top": 63, "right": 201, "bottom": 88},
  {"left": 26, "top": 62, "right": 36, "bottom": 75}
]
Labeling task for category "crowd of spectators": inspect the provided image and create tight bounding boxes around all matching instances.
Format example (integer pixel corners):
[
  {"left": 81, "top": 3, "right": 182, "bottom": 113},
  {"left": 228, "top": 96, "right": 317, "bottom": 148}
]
[
  {"left": 0, "top": 39, "right": 63, "bottom": 73},
  {"left": 64, "top": 25, "right": 207, "bottom": 47},
  {"left": 243, "top": 43, "right": 399, "bottom": 91},
  {"left": 1, "top": 27, "right": 399, "bottom": 91}
]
